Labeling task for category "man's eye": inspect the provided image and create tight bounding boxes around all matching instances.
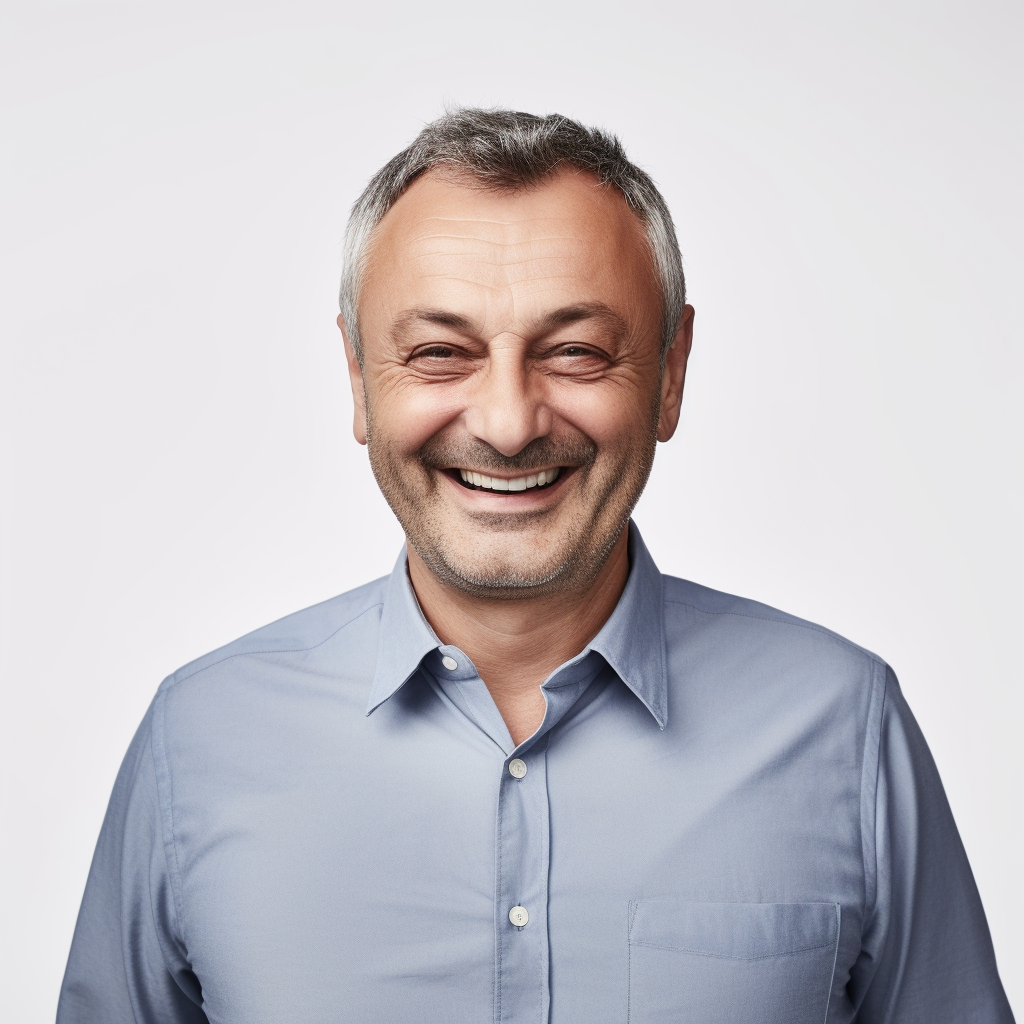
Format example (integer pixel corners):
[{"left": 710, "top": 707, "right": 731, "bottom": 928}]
[
  {"left": 408, "top": 345, "right": 469, "bottom": 365},
  {"left": 544, "top": 344, "right": 610, "bottom": 377},
  {"left": 553, "top": 344, "right": 605, "bottom": 362},
  {"left": 407, "top": 345, "right": 474, "bottom": 375}
]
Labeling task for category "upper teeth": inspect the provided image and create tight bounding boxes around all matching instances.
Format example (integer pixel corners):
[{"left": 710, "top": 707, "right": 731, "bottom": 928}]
[{"left": 458, "top": 468, "right": 561, "bottom": 492}]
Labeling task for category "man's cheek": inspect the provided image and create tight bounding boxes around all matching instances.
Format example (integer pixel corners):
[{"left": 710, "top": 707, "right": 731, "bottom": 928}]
[{"left": 367, "top": 405, "right": 439, "bottom": 455}]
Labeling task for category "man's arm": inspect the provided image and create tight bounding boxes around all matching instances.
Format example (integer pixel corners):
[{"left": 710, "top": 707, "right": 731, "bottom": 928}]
[
  {"left": 850, "top": 665, "right": 1014, "bottom": 1022},
  {"left": 57, "top": 700, "right": 207, "bottom": 1023}
]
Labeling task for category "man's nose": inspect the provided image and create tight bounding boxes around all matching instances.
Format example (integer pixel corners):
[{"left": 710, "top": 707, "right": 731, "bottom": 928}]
[{"left": 462, "top": 344, "right": 551, "bottom": 457}]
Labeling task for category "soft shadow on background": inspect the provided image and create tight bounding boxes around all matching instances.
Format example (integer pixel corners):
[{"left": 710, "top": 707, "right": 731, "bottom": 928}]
[{"left": 1, "top": 2, "right": 1020, "bottom": 1019}]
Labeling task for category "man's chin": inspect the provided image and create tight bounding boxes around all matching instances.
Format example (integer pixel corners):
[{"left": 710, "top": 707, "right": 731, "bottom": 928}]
[
  {"left": 429, "top": 555, "right": 570, "bottom": 598},
  {"left": 401, "top": 494, "right": 629, "bottom": 598},
  {"left": 414, "top": 533, "right": 580, "bottom": 598}
]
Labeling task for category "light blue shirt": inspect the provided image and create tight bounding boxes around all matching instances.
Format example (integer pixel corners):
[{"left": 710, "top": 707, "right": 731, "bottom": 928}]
[{"left": 58, "top": 524, "right": 1014, "bottom": 1023}]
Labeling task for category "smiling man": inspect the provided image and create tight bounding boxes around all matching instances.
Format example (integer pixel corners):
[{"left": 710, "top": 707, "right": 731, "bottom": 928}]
[{"left": 58, "top": 110, "right": 1013, "bottom": 1023}]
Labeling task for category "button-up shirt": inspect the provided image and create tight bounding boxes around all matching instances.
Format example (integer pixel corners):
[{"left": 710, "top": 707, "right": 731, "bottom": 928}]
[{"left": 58, "top": 524, "right": 1014, "bottom": 1023}]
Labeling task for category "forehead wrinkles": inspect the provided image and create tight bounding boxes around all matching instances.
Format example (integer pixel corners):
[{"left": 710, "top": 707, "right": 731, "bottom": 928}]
[{"left": 401, "top": 216, "right": 594, "bottom": 290}]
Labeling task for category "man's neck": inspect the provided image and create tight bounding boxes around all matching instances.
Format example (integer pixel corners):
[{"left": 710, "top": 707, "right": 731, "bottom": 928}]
[{"left": 406, "top": 531, "right": 631, "bottom": 746}]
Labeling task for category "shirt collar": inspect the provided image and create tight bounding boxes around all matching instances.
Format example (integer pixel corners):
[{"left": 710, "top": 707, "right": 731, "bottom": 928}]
[
  {"left": 586, "top": 521, "right": 667, "bottom": 728},
  {"left": 365, "top": 547, "right": 441, "bottom": 716},
  {"left": 366, "top": 521, "right": 668, "bottom": 729}
]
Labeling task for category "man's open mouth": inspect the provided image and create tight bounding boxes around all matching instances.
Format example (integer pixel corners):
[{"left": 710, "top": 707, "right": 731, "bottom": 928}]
[{"left": 455, "top": 467, "right": 562, "bottom": 493}]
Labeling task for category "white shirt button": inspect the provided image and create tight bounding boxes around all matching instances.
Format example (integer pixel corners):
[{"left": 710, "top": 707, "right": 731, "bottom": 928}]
[
  {"left": 441, "top": 655, "right": 458, "bottom": 671},
  {"left": 508, "top": 905, "right": 529, "bottom": 927},
  {"left": 508, "top": 758, "right": 528, "bottom": 779}
]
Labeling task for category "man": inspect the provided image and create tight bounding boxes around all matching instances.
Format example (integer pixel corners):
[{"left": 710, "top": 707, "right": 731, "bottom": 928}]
[{"left": 58, "top": 109, "right": 1013, "bottom": 1022}]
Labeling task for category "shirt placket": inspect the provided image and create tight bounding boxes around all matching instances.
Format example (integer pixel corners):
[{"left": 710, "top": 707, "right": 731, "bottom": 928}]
[
  {"left": 427, "top": 646, "right": 603, "bottom": 1024},
  {"left": 495, "top": 733, "right": 550, "bottom": 1024}
]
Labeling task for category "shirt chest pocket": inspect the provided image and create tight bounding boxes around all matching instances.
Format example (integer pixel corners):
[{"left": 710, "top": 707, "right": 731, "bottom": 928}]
[{"left": 627, "top": 900, "right": 840, "bottom": 1024}]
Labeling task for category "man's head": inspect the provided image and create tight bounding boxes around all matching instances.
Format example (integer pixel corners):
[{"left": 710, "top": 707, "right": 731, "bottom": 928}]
[{"left": 339, "top": 109, "right": 694, "bottom": 599}]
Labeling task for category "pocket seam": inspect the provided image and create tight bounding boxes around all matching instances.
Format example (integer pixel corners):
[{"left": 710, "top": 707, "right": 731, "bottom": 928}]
[
  {"left": 629, "top": 938, "right": 836, "bottom": 962},
  {"left": 627, "top": 902, "right": 842, "bottom": 1024}
]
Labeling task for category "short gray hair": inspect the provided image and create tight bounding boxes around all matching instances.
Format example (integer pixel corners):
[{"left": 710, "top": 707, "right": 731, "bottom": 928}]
[{"left": 340, "top": 108, "right": 685, "bottom": 360}]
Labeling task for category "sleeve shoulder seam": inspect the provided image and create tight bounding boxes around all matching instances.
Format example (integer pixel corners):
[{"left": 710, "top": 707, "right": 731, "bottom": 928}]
[
  {"left": 861, "top": 658, "right": 890, "bottom": 923},
  {"left": 151, "top": 688, "right": 188, "bottom": 946}
]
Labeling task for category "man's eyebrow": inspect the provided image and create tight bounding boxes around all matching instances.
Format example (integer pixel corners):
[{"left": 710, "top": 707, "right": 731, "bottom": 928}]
[
  {"left": 536, "top": 303, "right": 627, "bottom": 337},
  {"left": 390, "top": 302, "right": 627, "bottom": 339},
  {"left": 392, "top": 308, "right": 476, "bottom": 334}
]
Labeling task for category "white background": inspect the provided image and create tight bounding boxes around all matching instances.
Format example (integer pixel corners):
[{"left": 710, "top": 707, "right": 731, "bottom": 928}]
[{"left": 1, "top": 1, "right": 1020, "bottom": 1019}]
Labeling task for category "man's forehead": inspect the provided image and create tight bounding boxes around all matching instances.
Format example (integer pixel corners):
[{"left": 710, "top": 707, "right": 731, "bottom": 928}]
[
  {"left": 357, "top": 168, "right": 660, "bottom": 334},
  {"left": 370, "top": 166, "right": 649, "bottom": 252}
]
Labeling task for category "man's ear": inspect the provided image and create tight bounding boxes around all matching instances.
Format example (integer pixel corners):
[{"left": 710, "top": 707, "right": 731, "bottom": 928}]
[
  {"left": 657, "top": 304, "right": 694, "bottom": 443},
  {"left": 338, "top": 314, "right": 368, "bottom": 445}
]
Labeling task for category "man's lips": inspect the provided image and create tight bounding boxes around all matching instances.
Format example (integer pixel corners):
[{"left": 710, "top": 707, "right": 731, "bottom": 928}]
[{"left": 453, "top": 467, "right": 562, "bottom": 493}]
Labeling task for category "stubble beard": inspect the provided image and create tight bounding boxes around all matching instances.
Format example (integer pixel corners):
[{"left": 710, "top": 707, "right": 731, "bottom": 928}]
[{"left": 365, "top": 404, "right": 660, "bottom": 600}]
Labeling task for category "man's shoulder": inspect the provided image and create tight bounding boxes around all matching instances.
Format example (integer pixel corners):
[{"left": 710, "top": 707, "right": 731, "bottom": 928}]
[
  {"left": 160, "top": 574, "right": 390, "bottom": 695},
  {"left": 658, "top": 575, "right": 889, "bottom": 742},
  {"left": 661, "top": 573, "right": 885, "bottom": 676}
]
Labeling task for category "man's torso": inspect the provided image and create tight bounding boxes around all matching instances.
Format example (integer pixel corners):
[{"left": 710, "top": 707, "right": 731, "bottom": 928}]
[{"left": 149, "top": 551, "right": 880, "bottom": 1023}]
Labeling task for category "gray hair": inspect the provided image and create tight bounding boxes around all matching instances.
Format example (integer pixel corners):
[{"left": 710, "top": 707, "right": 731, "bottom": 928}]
[{"left": 339, "top": 108, "right": 685, "bottom": 360}]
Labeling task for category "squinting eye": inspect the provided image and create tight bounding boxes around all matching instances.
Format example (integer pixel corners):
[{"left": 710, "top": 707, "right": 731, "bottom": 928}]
[
  {"left": 556, "top": 345, "right": 602, "bottom": 359},
  {"left": 407, "top": 344, "right": 474, "bottom": 376},
  {"left": 545, "top": 344, "right": 609, "bottom": 377}
]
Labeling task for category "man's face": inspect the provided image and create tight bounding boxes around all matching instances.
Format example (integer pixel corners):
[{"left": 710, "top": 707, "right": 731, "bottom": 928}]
[{"left": 343, "top": 167, "right": 691, "bottom": 597}]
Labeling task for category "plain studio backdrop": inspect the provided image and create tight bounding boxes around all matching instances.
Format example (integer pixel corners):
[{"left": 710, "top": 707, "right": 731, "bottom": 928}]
[{"left": 1, "top": 1, "right": 1020, "bottom": 1018}]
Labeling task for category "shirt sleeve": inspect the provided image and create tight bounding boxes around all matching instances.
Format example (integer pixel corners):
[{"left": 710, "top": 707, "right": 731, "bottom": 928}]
[
  {"left": 57, "top": 699, "right": 208, "bottom": 1024},
  {"left": 850, "top": 664, "right": 1015, "bottom": 1022}
]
